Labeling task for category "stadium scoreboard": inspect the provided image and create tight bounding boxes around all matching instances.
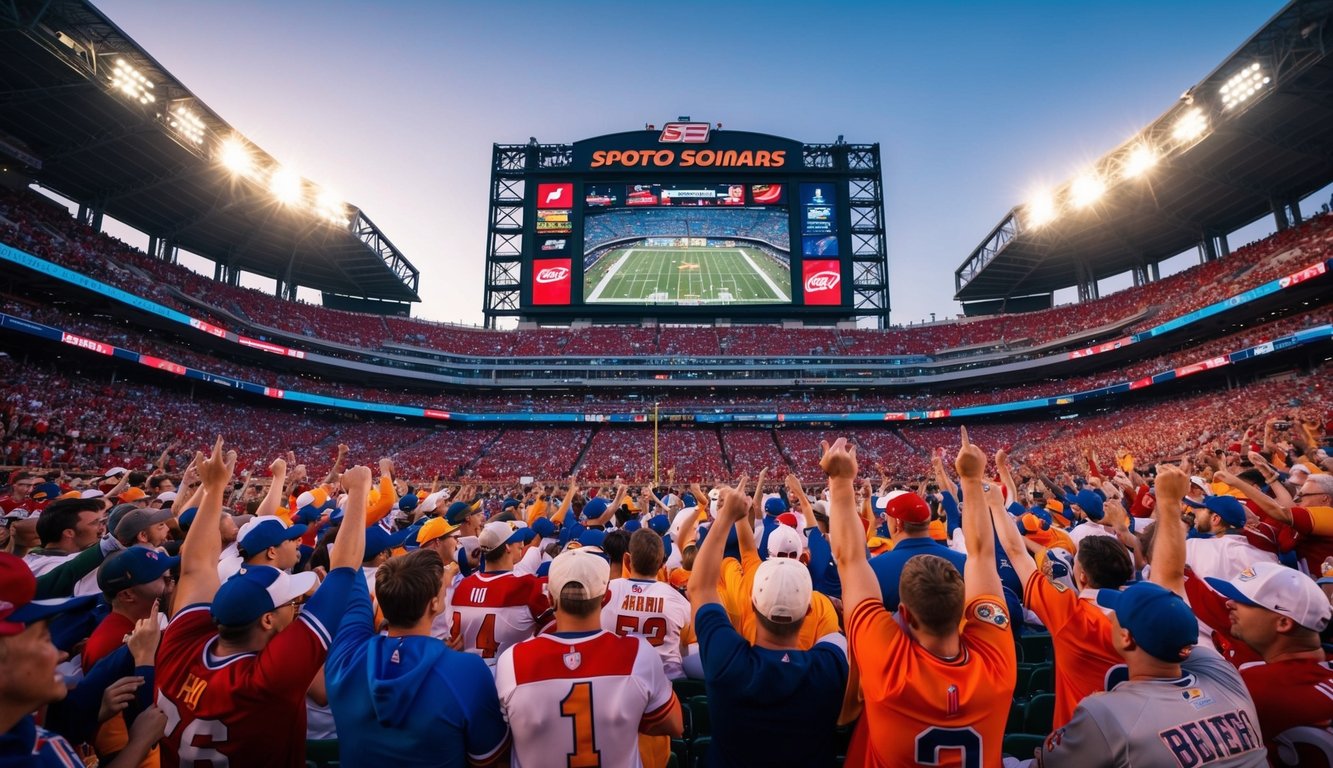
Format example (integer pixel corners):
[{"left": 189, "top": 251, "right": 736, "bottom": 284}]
[{"left": 508, "top": 126, "right": 869, "bottom": 321}]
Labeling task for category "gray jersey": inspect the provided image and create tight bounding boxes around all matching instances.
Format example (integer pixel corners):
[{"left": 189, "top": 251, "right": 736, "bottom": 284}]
[{"left": 1038, "top": 644, "right": 1266, "bottom": 767}]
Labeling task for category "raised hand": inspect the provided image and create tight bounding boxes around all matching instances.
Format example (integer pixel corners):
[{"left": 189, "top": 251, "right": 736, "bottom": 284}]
[
  {"left": 198, "top": 436, "right": 236, "bottom": 490},
  {"left": 716, "top": 475, "right": 751, "bottom": 525},
  {"left": 820, "top": 438, "right": 858, "bottom": 481},
  {"left": 954, "top": 426, "right": 986, "bottom": 480},
  {"left": 1154, "top": 463, "right": 1191, "bottom": 503},
  {"left": 340, "top": 465, "right": 373, "bottom": 494}
]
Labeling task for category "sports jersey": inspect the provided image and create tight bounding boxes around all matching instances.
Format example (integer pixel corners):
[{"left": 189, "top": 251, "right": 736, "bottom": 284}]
[
  {"left": 602, "top": 577, "right": 693, "bottom": 679},
  {"left": 1184, "top": 534, "right": 1278, "bottom": 581},
  {"left": 494, "top": 629, "right": 679, "bottom": 768},
  {"left": 1238, "top": 658, "right": 1333, "bottom": 757},
  {"left": 695, "top": 602, "right": 847, "bottom": 767},
  {"left": 325, "top": 567, "right": 509, "bottom": 767},
  {"left": 0, "top": 715, "right": 87, "bottom": 767},
  {"left": 719, "top": 552, "right": 840, "bottom": 650},
  {"left": 154, "top": 567, "right": 354, "bottom": 768},
  {"left": 1069, "top": 522, "right": 1118, "bottom": 549},
  {"left": 1287, "top": 505, "right": 1333, "bottom": 575},
  {"left": 1037, "top": 645, "right": 1265, "bottom": 767},
  {"left": 1022, "top": 572, "right": 1124, "bottom": 730},
  {"left": 846, "top": 594, "right": 1017, "bottom": 768},
  {"left": 869, "top": 537, "right": 967, "bottom": 610},
  {"left": 450, "top": 570, "right": 551, "bottom": 668}
]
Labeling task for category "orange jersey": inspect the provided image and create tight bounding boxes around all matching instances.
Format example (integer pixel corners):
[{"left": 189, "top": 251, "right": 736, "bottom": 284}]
[
  {"left": 719, "top": 552, "right": 840, "bottom": 650},
  {"left": 1022, "top": 571, "right": 1123, "bottom": 730},
  {"left": 847, "top": 595, "right": 1016, "bottom": 768}
]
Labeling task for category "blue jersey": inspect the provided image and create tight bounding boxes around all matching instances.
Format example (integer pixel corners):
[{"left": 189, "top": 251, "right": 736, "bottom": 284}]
[
  {"left": 325, "top": 568, "right": 509, "bottom": 768},
  {"left": 869, "top": 537, "right": 967, "bottom": 610}
]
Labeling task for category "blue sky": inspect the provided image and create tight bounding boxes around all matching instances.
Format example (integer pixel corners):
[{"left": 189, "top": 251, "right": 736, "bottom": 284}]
[{"left": 90, "top": 0, "right": 1296, "bottom": 327}]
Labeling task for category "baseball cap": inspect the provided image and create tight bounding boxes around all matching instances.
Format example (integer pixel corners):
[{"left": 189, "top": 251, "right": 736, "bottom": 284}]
[
  {"left": 79, "top": 489, "right": 105, "bottom": 499},
  {"left": 98, "top": 547, "right": 180, "bottom": 598},
  {"left": 548, "top": 548, "right": 610, "bottom": 602},
  {"left": 417, "top": 490, "right": 446, "bottom": 515},
  {"left": 1189, "top": 476, "right": 1213, "bottom": 495},
  {"left": 100, "top": 467, "right": 129, "bottom": 481},
  {"left": 1289, "top": 464, "right": 1313, "bottom": 481},
  {"left": 874, "top": 490, "right": 931, "bottom": 523},
  {"left": 0, "top": 553, "right": 97, "bottom": 636},
  {"left": 106, "top": 504, "right": 142, "bottom": 537},
  {"left": 751, "top": 557, "right": 812, "bottom": 623},
  {"left": 1097, "top": 582, "right": 1198, "bottom": 662},
  {"left": 116, "top": 487, "right": 147, "bottom": 503},
  {"left": 1183, "top": 495, "right": 1247, "bottom": 528},
  {"left": 416, "top": 517, "right": 461, "bottom": 546},
  {"left": 765, "top": 525, "right": 804, "bottom": 558},
  {"left": 445, "top": 500, "right": 480, "bottom": 526},
  {"left": 237, "top": 518, "right": 307, "bottom": 557},
  {"left": 155, "top": 491, "right": 178, "bottom": 504},
  {"left": 210, "top": 565, "right": 318, "bottom": 626},
  {"left": 398, "top": 494, "right": 419, "bottom": 513},
  {"left": 29, "top": 483, "right": 61, "bottom": 503},
  {"left": 763, "top": 496, "right": 788, "bottom": 515},
  {"left": 1072, "top": 489, "right": 1105, "bottom": 521},
  {"left": 502, "top": 497, "right": 521, "bottom": 511},
  {"left": 578, "top": 528, "right": 607, "bottom": 550},
  {"left": 365, "top": 525, "right": 413, "bottom": 560},
  {"left": 1019, "top": 512, "right": 1051, "bottom": 534},
  {"left": 479, "top": 520, "right": 527, "bottom": 552},
  {"left": 114, "top": 508, "right": 174, "bottom": 541},
  {"left": 646, "top": 515, "right": 670, "bottom": 536},
  {"left": 582, "top": 497, "right": 609, "bottom": 520},
  {"left": 1206, "top": 562, "right": 1332, "bottom": 632}
]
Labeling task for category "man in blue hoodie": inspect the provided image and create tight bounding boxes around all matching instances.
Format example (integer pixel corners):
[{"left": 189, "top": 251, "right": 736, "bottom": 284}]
[{"left": 325, "top": 548, "right": 509, "bottom": 767}]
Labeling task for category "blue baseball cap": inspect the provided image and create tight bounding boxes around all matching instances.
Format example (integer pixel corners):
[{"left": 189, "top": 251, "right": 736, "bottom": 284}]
[
  {"left": 364, "top": 525, "right": 413, "bottom": 560},
  {"left": 293, "top": 503, "right": 324, "bottom": 525},
  {"left": 578, "top": 528, "right": 607, "bottom": 549},
  {"left": 211, "top": 566, "right": 318, "bottom": 626},
  {"left": 237, "top": 518, "right": 307, "bottom": 557},
  {"left": 621, "top": 519, "right": 642, "bottom": 533},
  {"left": 763, "top": 496, "right": 788, "bottom": 515},
  {"left": 1073, "top": 490, "right": 1105, "bottom": 521},
  {"left": 647, "top": 515, "right": 670, "bottom": 535},
  {"left": 502, "top": 497, "right": 521, "bottom": 510},
  {"left": 1097, "top": 582, "right": 1198, "bottom": 662},
  {"left": 681, "top": 492, "right": 697, "bottom": 508},
  {"left": 97, "top": 547, "right": 179, "bottom": 598},
  {"left": 445, "top": 500, "right": 480, "bottom": 526},
  {"left": 1183, "top": 495, "right": 1247, "bottom": 528},
  {"left": 398, "top": 494, "right": 419, "bottom": 513},
  {"left": 582, "top": 497, "right": 609, "bottom": 520}
]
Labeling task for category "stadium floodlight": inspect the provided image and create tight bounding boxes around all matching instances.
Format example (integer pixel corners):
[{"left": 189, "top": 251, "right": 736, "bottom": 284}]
[
  {"left": 269, "top": 166, "right": 303, "bottom": 205},
  {"left": 168, "top": 105, "right": 205, "bottom": 145},
  {"left": 1122, "top": 144, "right": 1158, "bottom": 179},
  {"left": 1070, "top": 173, "right": 1105, "bottom": 208},
  {"left": 218, "top": 137, "right": 253, "bottom": 176},
  {"left": 108, "top": 59, "right": 155, "bottom": 105},
  {"left": 1172, "top": 108, "right": 1208, "bottom": 143},
  {"left": 1024, "top": 190, "right": 1057, "bottom": 228},
  {"left": 1220, "top": 61, "right": 1270, "bottom": 110},
  {"left": 314, "top": 187, "right": 348, "bottom": 226}
]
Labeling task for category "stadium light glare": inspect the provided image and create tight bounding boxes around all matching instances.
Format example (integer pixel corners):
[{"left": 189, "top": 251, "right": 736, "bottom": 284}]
[
  {"left": 1024, "top": 190, "right": 1057, "bottom": 228},
  {"left": 1070, "top": 173, "right": 1105, "bottom": 208},
  {"left": 108, "top": 59, "right": 154, "bottom": 105},
  {"left": 269, "top": 166, "right": 303, "bottom": 205},
  {"left": 1220, "top": 61, "right": 1270, "bottom": 110},
  {"left": 1122, "top": 144, "right": 1158, "bottom": 179},
  {"left": 167, "top": 105, "right": 205, "bottom": 145},
  {"left": 1172, "top": 108, "right": 1208, "bottom": 143},
  {"left": 314, "top": 188, "right": 349, "bottom": 225},
  {"left": 218, "top": 137, "right": 253, "bottom": 176}
]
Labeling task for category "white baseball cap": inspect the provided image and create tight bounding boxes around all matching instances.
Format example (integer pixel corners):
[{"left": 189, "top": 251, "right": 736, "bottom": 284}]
[
  {"left": 1206, "top": 561, "right": 1332, "bottom": 632},
  {"left": 751, "top": 557, "right": 811, "bottom": 623},
  {"left": 766, "top": 525, "right": 805, "bottom": 558},
  {"left": 419, "top": 490, "right": 448, "bottom": 514},
  {"left": 155, "top": 491, "right": 178, "bottom": 503},
  {"left": 548, "top": 548, "right": 610, "bottom": 602},
  {"left": 1189, "top": 476, "right": 1213, "bottom": 495}
]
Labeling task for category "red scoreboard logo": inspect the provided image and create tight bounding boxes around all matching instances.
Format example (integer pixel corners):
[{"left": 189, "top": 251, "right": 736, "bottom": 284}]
[
  {"left": 658, "top": 122, "right": 711, "bottom": 143},
  {"left": 532, "top": 259, "right": 572, "bottom": 305},
  {"left": 802, "top": 260, "right": 842, "bottom": 305},
  {"left": 537, "top": 183, "right": 573, "bottom": 209}
]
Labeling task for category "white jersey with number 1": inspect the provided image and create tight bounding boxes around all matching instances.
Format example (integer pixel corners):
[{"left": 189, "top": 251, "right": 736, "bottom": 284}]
[
  {"left": 601, "top": 577, "right": 692, "bottom": 679},
  {"left": 494, "top": 630, "right": 677, "bottom": 768}
]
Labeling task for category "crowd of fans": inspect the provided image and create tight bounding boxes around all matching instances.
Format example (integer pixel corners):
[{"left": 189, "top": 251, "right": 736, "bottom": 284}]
[{"left": 6, "top": 187, "right": 1329, "bottom": 365}]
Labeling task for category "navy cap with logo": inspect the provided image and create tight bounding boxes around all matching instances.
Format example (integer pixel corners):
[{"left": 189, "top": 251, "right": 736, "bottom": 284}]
[
  {"left": 1097, "top": 581, "right": 1198, "bottom": 662},
  {"left": 97, "top": 547, "right": 180, "bottom": 598},
  {"left": 445, "top": 501, "right": 480, "bottom": 526},
  {"left": 211, "top": 566, "right": 317, "bottom": 626}
]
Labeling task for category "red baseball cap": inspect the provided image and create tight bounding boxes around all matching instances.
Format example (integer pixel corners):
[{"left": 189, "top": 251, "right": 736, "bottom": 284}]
[{"left": 0, "top": 553, "right": 97, "bottom": 636}]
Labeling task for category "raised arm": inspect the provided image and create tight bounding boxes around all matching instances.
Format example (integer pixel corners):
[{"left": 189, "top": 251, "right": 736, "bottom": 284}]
[
  {"left": 822, "top": 438, "right": 879, "bottom": 611},
  {"left": 254, "top": 458, "right": 287, "bottom": 518},
  {"left": 956, "top": 427, "right": 1002, "bottom": 602},
  {"left": 1149, "top": 464, "right": 1190, "bottom": 598},
  {"left": 688, "top": 476, "right": 748, "bottom": 612},
  {"left": 785, "top": 473, "right": 817, "bottom": 530},
  {"left": 323, "top": 443, "right": 349, "bottom": 485},
  {"left": 987, "top": 481, "right": 1037, "bottom": 586},
  {"left": 329, "top": 466, "right": 372, "bottom": 571},
  {"left": 173, "top": 437, "right": 235, "bottom": 613},
  {"left": 932, "top": 447, "right": 958, "bottom": 499},
  {"left": 1213, "top": 469, "right": 1289, "bottom": 524}
]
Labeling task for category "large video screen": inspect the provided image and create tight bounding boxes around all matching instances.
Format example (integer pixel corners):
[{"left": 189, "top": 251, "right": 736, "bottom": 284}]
[{"left": 582, "top": 183, "right": 792, "bottom": 306}]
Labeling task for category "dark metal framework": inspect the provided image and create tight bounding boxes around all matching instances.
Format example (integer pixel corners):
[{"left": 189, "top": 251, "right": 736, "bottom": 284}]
[{"left": 482, "top": 141, "right": 890, "bottom": 328}]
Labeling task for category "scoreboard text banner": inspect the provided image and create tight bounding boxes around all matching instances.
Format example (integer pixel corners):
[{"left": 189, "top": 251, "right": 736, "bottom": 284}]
[{"left": 532, "top": 259, "right": 573, "bottom": 305}]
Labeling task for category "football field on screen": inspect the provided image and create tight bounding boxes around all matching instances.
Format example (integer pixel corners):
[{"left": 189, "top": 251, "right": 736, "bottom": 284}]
[{"left": 584, "top": 247, "right": 791, "bottom": 304}]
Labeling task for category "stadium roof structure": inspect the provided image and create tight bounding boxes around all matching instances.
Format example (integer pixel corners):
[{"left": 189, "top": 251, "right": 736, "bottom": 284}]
[
  {"left": 955, "top": 0, "right": 1333, "bottom": 305},
  {"left": 0, "top": 0, "right": 419, "bottom": 303}
]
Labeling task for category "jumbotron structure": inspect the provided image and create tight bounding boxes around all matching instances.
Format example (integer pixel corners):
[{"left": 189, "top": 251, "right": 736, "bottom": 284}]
[{"left": 0, "top": 0, "right": 1330, "bottom": 484}]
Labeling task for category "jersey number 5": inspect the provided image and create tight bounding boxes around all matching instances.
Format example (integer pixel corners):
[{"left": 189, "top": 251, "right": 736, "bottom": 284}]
[
  {"left": 915, "top": 726, "right": 982, "bottom": 768},
  {"left": 560, "top": 681, "right": 602, "bottom": 767},
  {"left": 614, "top": 615, "right": 668, "bottom": 646}
]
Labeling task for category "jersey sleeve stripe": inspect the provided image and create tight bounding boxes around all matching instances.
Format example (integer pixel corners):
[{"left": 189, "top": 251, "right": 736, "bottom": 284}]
[
  {"left": 467, "top": 731, "right": 511, "bottom": 767},
  {"left": 641, "top": 691, "right": 680, "bottom": 729},
  {"left": 168, "top": 603, "right": 212, "bottom": 627},
  {"left": 299, "top": 612, "right": 332, "bottom": 649}
]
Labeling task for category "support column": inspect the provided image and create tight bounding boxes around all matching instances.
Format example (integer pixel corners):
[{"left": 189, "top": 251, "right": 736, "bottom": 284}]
[
  {"left": 1289, "top": 197, "right": 1303, "bottom": 225},
  {"left": 1201, "top": 235, "right": 1219, "bottom": 263},
  {"left": 1272, "top": 198, "right": 1290, "bottom": 232}
]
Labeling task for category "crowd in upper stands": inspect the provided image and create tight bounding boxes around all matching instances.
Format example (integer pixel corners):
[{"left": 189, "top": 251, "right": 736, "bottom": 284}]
[{"left": 583, "top": 207, "right": 791, "bottom": 251}]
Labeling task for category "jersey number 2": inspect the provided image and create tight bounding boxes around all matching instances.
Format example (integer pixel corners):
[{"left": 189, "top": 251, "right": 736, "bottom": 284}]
[
  {"left": 560, "top": 681, "right": 601, "bottom": 767},
  {"left": 915, "top": 726, "right": 981, "bottom": 768}
]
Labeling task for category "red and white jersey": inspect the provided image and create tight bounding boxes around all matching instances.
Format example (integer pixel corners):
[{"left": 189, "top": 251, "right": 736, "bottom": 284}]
[
  {"left": 494, "top": 630, "right": 678, "bottom": 768},
  {"left": 155, "top": 604, "right": 332, "bottom": 767},
  {"left": 450, "top": 570, "right": 551, "bottom": 668},
  {"left": 601, "top": 577, "right": 692, "bottom": 679}
]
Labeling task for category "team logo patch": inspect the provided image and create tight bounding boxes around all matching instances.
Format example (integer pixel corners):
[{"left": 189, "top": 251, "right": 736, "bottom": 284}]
[
  {"left": 973, "top": 601, "right": 1009, "bottom": 627},
  {"left": 1237, "top": 568, "right": 1257, "bottom": 582},
  {"left": 1182, "top": 688, "right": 1214, "bottom": 709},
  {"left": 563, "top": 650, "right": 582, "bottom": 670}
]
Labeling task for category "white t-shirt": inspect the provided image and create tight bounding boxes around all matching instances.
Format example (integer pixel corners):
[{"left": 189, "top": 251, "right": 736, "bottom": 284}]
[
  {"left": 495, "top": 630, "right": 676, "bottom": 768},
  {"left": 1184, "top": 534, "right": 1279, "bottom": 581},
  {"left": 601, "top": 577, "right": 692, "bottom": 679}
]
